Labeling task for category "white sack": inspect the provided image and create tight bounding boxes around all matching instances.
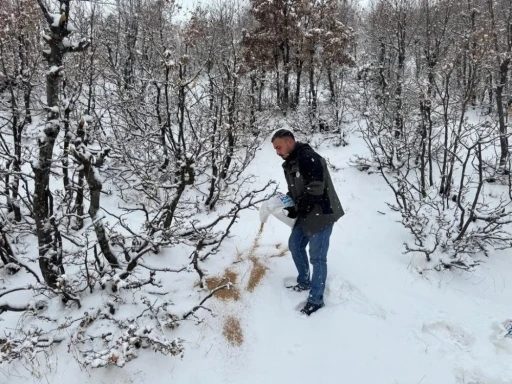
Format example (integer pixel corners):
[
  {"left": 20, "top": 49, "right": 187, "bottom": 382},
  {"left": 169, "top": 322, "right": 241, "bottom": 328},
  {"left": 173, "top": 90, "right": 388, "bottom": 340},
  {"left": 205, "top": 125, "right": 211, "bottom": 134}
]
[{"left": 259, "top": 192, "right": 296, "bottom": 228}]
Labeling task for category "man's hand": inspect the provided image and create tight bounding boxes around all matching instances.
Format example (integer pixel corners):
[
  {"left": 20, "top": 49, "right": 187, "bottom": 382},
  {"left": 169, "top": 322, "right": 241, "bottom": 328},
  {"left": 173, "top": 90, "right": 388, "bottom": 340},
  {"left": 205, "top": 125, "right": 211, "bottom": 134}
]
[
  {"left": 285, "top": 194, "right": 320, "bottom": 218},
  {"left": 284, "top": 206, "right": 298, "bottom": 219}
]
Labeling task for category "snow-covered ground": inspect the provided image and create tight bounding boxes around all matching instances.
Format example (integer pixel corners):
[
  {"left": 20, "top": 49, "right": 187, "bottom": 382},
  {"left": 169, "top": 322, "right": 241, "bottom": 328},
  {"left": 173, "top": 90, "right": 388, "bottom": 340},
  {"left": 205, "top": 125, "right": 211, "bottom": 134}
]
[{"left": 4, "top": 128, "right": 512, "bottom": 384}]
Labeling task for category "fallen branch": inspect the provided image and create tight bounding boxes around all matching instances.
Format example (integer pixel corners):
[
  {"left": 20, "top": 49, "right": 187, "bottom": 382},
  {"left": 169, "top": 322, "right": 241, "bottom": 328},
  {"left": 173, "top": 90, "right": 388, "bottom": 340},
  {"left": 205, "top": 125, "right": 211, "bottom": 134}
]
[
  {"left": 0, "top": 303, "right": 29, "bottom": 314},
  {"left": 183, "top": 283, "right": 231, "bottom": 320}
]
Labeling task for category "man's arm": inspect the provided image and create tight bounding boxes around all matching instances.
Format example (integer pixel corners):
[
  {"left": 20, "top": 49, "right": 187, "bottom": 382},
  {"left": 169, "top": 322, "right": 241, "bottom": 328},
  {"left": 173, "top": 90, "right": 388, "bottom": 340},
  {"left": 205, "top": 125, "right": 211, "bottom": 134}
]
[
  {"left": 283, "top": 170, "right": 293, "bottom": 198},
  {"left": 293, "top": 150, "right": 325, "bottom": 215},
  {"left": 298, "top": 151, "right": 325, "bottom": 197},
  {"left": 283, "top": 169, "right": 298, "bottom": 218}
]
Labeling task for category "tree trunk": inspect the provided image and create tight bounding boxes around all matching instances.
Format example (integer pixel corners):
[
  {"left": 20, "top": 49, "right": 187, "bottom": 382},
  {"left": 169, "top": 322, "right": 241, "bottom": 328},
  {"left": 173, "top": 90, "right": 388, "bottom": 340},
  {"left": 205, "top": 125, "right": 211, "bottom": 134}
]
[
  {"left": 62, "top": 78, "right": 72, "bottom": 201},
  {"left": 274, "top": 50, "right": 280, "bottom": 105},
  {"left": 35, "top": 0, "right": 90, "bottom": 287},
  {"left": 23, "top": 85, "right": 32, "bottom": 125},
  {"left": 282, "top": 42, "right": 290, "bottom": 113},
  {"left": 34, "top": 43, "right": 64, "bottom": 287},
  {"left": 258, "top": 69, "right": 265, "bottom": 112},
  {"left": 75, "top": 170, "right": 85, "bottom": 229},
  {"left": 488, "top": 0, "right": 511, "bottom": 170},
  {"left": 309, "top": 48, "right": 317, "bottom": 113},
  {"left": 439, "top": 72, "right": 451, "bottom": 197},
  {"left": 496, "top": 59, "right": 510, "bottom": 169},
  {"left": 83, "top": 158, "right": 119, "bottom": 268},
  {"left": 221, "top": 75, "right": 236, "bottom": 179},
  {"left": 395, "top": 19, "right": 406, "bottom": 139},
  {"left": 250, "top": 73, "right": 257, "bottom": 131},
  {"left": 327, "top": 66, "right": 336, "bottom": 104},
  {"left": 0, "top": 220, "right": 17, "bottom": 265},
  {"left": 378, "top": 39, "right": 387, "bottom": 99},
  {"left": 123, "top": 13, "right": 138, "bottom": 89},
  {"left": 294, "top": 57, "right": 303, "bottom": 109},
  {"left": 488, "top": 72, "right": 493, "bottom": 115},
  {"left": 206, "top": 106, "right": 219, "bottom": 208},
  {"left": 163, "top": 172, "right": 186, "bottom": 229},
  {"left": 10, "top": 109, "right": 22, "bottom": 222}
]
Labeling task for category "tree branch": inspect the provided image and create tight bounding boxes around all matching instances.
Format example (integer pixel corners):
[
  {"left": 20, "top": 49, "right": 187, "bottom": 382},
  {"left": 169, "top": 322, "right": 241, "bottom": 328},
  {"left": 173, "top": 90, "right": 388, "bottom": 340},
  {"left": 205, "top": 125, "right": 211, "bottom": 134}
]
[
  {"left": 182, "top": 283, "right": 231, "bottom": 319},
  {"left": 36, "top": 0, "right": 54, "bottom": 26}
]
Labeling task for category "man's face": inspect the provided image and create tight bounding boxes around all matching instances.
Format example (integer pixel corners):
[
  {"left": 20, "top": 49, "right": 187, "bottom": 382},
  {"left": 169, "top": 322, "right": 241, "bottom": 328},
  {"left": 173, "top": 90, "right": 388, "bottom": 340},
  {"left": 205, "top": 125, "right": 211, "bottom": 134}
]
[{"left": 273, "top": 137, "right": 295, "bottom": 159}]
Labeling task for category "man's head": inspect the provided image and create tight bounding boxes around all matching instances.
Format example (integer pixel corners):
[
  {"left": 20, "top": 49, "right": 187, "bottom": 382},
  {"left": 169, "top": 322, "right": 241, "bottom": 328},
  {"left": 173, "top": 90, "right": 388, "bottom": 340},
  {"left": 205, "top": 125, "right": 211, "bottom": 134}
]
[{"left": 272, "top": 129, "right": 296, "bottom": 159}]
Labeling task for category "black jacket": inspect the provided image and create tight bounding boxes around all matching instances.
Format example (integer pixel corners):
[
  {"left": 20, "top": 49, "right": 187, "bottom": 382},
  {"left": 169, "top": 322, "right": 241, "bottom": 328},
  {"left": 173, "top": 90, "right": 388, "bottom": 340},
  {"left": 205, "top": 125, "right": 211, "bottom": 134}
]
[{"left": 283, "top": 142, "right": 344, "bottom": 235}]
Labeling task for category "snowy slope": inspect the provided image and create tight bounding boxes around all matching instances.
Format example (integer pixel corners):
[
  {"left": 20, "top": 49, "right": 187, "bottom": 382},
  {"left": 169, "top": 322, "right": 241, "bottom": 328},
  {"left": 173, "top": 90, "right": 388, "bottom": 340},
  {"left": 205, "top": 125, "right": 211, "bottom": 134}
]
[{"left": 3, "top": 131, "right": 512, "bottom": 384}]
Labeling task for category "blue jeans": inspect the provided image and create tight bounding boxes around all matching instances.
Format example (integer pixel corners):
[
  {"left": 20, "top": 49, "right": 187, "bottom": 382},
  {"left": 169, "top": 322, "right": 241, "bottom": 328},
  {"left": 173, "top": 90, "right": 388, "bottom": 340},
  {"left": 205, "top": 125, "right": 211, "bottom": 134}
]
[{"left": 288, "top": 222, "right": 333, "bottom": 306}]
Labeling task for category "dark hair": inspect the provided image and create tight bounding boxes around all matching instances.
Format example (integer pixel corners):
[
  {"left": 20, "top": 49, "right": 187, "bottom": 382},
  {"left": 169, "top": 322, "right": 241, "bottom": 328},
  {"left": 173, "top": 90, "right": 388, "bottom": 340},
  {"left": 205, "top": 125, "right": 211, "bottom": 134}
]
[{"left": 271, "top": 129, "right": 295, "bottom": 142}]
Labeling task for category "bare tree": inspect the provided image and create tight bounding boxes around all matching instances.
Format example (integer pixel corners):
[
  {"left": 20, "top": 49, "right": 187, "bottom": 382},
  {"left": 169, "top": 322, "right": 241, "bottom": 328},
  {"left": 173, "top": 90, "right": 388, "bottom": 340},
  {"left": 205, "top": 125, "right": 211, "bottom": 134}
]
[
  {"left": 354, "top": 0, "right": 512, "bottom": 271},
  {"left": 0, "top": 0, "right": 41, "bottom": 223},
  {"left": 32, "top": 0, "right": 90, "bottom": 287},
  {"left": 487, "top": 0, "right": 511, "bottom": 171}
]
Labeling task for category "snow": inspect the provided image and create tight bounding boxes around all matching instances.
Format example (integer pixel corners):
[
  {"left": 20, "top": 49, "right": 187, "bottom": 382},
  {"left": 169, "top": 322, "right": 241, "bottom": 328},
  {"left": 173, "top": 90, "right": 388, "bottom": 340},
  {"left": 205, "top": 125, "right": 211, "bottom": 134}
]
[
  {"left": 47, "top": 66, "right": 63, "bottom": 74},
  {"left": 50, "top": 13, "right": 61, "bottom": 28},
  {"left": 160, "top": 135, "right": 512, "bottom": 384},
  {"left": 3, "top": 128, "right": 512, "bottom": 384},
  {"left": 66, "top": 23, "right": 77, "bottom": 32}
]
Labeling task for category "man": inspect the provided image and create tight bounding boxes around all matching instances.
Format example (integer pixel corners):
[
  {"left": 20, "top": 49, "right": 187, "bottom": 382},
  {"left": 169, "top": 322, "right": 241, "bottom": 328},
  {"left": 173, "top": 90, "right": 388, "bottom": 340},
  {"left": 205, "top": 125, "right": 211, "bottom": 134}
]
[{"left": 272, "top": 129, "right": 344, "bottom": 315}]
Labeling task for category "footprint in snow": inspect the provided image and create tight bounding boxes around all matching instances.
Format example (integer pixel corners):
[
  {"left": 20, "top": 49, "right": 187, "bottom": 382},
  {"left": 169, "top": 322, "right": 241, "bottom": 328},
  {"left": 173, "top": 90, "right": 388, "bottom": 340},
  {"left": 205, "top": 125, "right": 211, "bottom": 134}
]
[
  {"left": 454, "top": 366, "right": 512, "bottom": 384},
  {"left": 323, "top": 275, "right": 388, "bottom": 319},
  {"left": 489, "top": 321, "right": 512, "bottom": 355},
  {"left": 421, "top": 320, "right": 475, "bottom": 351},
  {"left": 282, "top": 275, "right": 388, "bottom": 319}
]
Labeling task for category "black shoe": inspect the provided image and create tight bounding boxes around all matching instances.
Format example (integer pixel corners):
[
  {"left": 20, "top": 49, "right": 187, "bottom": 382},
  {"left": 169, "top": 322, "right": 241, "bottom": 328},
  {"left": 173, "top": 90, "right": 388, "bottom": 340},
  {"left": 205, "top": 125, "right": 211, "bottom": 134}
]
[
  {"left": 300, "top": 302, "right": 325, "bottom": 316},
  {"left": 286, "top": 284, "right": 311, "bottom": 292}
]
